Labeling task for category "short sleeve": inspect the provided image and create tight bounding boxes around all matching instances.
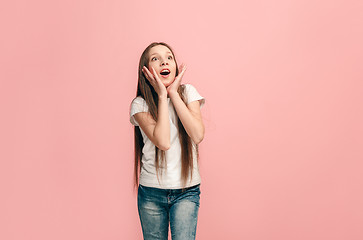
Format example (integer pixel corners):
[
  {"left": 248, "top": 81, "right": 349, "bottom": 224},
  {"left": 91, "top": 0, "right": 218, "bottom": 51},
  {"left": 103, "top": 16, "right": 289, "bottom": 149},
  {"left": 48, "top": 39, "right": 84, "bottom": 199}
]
[
  {"left": 129, "top": 97, "right": 149, "bottom": 126},
  {"left": 184, "top": 84, "right": 205, "bottom": 109}
]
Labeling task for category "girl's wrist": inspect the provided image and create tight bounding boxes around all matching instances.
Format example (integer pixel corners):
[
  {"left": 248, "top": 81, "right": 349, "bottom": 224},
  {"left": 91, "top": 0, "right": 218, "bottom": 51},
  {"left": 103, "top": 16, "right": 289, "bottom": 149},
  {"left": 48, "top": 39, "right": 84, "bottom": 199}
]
[
  {"left": 168, "top": 90, "right": 179, "bottom": 99},
  {"left": 158, "top": 93, "right": 168, "bottom": 100}
]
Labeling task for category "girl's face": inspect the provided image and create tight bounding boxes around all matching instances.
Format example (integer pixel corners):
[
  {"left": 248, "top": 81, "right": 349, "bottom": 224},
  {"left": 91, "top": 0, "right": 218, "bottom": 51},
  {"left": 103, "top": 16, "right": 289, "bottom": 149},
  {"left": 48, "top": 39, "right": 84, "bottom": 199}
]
[{"left": 147, "top": 45, "right": 177, "bottom": 87}]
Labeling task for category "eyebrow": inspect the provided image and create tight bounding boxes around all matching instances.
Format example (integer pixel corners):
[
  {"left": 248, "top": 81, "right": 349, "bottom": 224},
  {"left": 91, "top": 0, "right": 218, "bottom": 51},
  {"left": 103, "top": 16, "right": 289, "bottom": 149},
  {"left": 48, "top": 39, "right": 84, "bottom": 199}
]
[{"left": 150, "top": 51, "right": 172, "bottom": 57}]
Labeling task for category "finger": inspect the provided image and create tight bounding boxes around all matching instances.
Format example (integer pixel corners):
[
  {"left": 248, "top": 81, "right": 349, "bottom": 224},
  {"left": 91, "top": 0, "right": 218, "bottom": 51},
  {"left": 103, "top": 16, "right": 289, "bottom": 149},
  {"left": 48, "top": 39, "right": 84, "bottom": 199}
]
[
  {"left": 151, "top": 67, "right": 163, "bottom": 85},
  {"left": 179, "top": 63, "right": 187, "bottom": 73},
  {"left": 142, "top": 66, "right": 150, "bottom": 79},
  {"left": 151, "top": 67, "right": 158, "bottom": 79},
  {"left": 177, "top": 64, "right": 187, "bottom": 78},
  {"left": 143, "top": 69, "right": 157, "bottom": 89},
  {"left": 177, "top": 65, "right": 187, "bottom": 80},
  {"left": 142, "top": 67, "right": 156, "bottom": 83},
  {"left": 143, "top": 66, "right": 154, "bottom": 79},
  {"left": 141, "top": 68, "right": 148, "bottom": 80}
]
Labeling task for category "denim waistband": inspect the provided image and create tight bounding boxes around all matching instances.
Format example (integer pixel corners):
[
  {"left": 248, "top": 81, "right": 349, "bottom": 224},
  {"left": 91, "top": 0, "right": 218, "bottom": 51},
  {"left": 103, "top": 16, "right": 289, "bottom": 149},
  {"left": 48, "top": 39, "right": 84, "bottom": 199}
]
[{"left": 139, "top": 183, "right": 200, "bottom": 195}]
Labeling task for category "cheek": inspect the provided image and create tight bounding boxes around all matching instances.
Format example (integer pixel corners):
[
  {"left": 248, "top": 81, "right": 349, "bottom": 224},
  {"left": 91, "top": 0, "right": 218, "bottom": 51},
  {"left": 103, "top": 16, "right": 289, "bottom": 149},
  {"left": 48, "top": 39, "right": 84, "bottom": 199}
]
[
  {"left": 147, "top": 62, "right": 154, "bottom": 71},
  {"left": 147, "top": 65, "right": 155, "bottom": 73}
]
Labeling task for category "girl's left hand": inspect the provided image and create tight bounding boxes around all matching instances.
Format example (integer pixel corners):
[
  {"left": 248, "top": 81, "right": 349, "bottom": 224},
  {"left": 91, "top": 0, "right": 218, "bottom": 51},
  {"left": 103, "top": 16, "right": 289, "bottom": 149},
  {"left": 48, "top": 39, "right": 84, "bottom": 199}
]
[{"left": 167, "top": 63, "right": 187, "bottom": 95}]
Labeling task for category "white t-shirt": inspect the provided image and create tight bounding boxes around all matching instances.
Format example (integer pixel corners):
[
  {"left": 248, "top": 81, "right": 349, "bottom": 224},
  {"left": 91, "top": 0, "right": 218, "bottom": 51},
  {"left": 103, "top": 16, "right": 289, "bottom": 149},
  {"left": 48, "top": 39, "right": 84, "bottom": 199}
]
[{"left": 129, "top": 84, "right": 205, "bottom": 189}]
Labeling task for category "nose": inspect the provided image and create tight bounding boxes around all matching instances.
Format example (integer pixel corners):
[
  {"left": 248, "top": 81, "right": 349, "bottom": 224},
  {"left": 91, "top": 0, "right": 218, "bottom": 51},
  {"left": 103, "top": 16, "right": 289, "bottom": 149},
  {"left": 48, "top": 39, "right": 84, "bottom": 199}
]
[{"left": 161, "top": 59, "right": 169, "bottom": 66}]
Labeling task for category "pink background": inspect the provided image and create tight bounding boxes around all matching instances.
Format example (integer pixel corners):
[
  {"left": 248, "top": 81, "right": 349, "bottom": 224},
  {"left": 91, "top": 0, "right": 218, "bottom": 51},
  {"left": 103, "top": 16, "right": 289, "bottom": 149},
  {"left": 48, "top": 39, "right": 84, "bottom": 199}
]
[{"left": 1, "top": 0, "right": 362, "bottom": 239}]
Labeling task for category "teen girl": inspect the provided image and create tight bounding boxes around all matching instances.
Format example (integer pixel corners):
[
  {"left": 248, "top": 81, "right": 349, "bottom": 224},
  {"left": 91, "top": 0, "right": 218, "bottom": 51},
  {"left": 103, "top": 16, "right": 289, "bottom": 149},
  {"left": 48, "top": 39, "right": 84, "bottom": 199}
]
[{"left": 129, "top": 42, "right": 205, "bottom": 240}]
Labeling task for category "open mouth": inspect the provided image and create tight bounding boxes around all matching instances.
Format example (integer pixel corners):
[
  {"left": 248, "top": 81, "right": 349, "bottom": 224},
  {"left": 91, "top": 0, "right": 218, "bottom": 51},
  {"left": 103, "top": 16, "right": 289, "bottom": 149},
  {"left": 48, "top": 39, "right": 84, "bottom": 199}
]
[{"left": 160, "top": 69, "right": 170, "bottom": 76}]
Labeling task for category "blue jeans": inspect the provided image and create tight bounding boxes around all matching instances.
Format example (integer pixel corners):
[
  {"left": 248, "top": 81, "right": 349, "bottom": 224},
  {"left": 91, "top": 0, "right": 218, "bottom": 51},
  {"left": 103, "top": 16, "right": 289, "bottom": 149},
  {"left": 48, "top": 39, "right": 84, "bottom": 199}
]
[{"left": 137, "top": 183, "right": 201, "bottom": 240}]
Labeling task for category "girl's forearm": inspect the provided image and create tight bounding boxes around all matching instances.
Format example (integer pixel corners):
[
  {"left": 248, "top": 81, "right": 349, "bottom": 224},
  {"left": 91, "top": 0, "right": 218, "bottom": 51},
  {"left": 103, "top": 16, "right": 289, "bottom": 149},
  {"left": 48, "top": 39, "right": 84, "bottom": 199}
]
[
  {"left": 153, "top": 96, "right": 170, "bottom": 150},
  {"left": 169, "top": 92, "right": 204, "bottom": 144}
]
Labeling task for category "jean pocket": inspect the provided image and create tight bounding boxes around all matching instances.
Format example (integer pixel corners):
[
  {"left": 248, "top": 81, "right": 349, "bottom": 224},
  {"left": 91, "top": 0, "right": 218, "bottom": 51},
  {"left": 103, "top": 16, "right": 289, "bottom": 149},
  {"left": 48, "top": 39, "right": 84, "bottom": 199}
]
[
  {"left": 189, "top": 184, "right": 201, "bottom": 194},
  {"left": 179, "top": 186, "right": 200, "bottom": 207}
]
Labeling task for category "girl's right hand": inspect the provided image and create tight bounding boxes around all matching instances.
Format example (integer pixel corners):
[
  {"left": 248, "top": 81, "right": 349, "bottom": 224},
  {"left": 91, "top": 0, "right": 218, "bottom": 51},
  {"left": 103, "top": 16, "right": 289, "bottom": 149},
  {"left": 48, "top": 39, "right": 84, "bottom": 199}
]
[{"left": 142, "top": 66, "right": 167, "bottom": 98}]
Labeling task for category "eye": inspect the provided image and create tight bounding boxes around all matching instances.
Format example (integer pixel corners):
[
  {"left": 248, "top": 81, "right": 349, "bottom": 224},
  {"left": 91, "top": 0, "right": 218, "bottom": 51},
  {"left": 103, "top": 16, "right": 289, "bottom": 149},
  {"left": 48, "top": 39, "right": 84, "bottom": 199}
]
[
  {"left": 168, "top": 56, "right": 173, "bottom": 60},
  {"left": 151, "top": 57, "right": 157, "bottom": 61}
]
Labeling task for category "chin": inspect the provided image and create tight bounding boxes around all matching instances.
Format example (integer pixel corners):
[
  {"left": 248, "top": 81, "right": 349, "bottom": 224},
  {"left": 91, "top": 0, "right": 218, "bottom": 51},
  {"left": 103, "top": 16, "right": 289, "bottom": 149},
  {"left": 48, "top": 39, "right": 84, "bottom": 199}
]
[
  {"left": 163, "top": 82, "right": 172, "bottom": 87},
  {"left": 162, "top": 78, "right": 173, "bottom": 87}
]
